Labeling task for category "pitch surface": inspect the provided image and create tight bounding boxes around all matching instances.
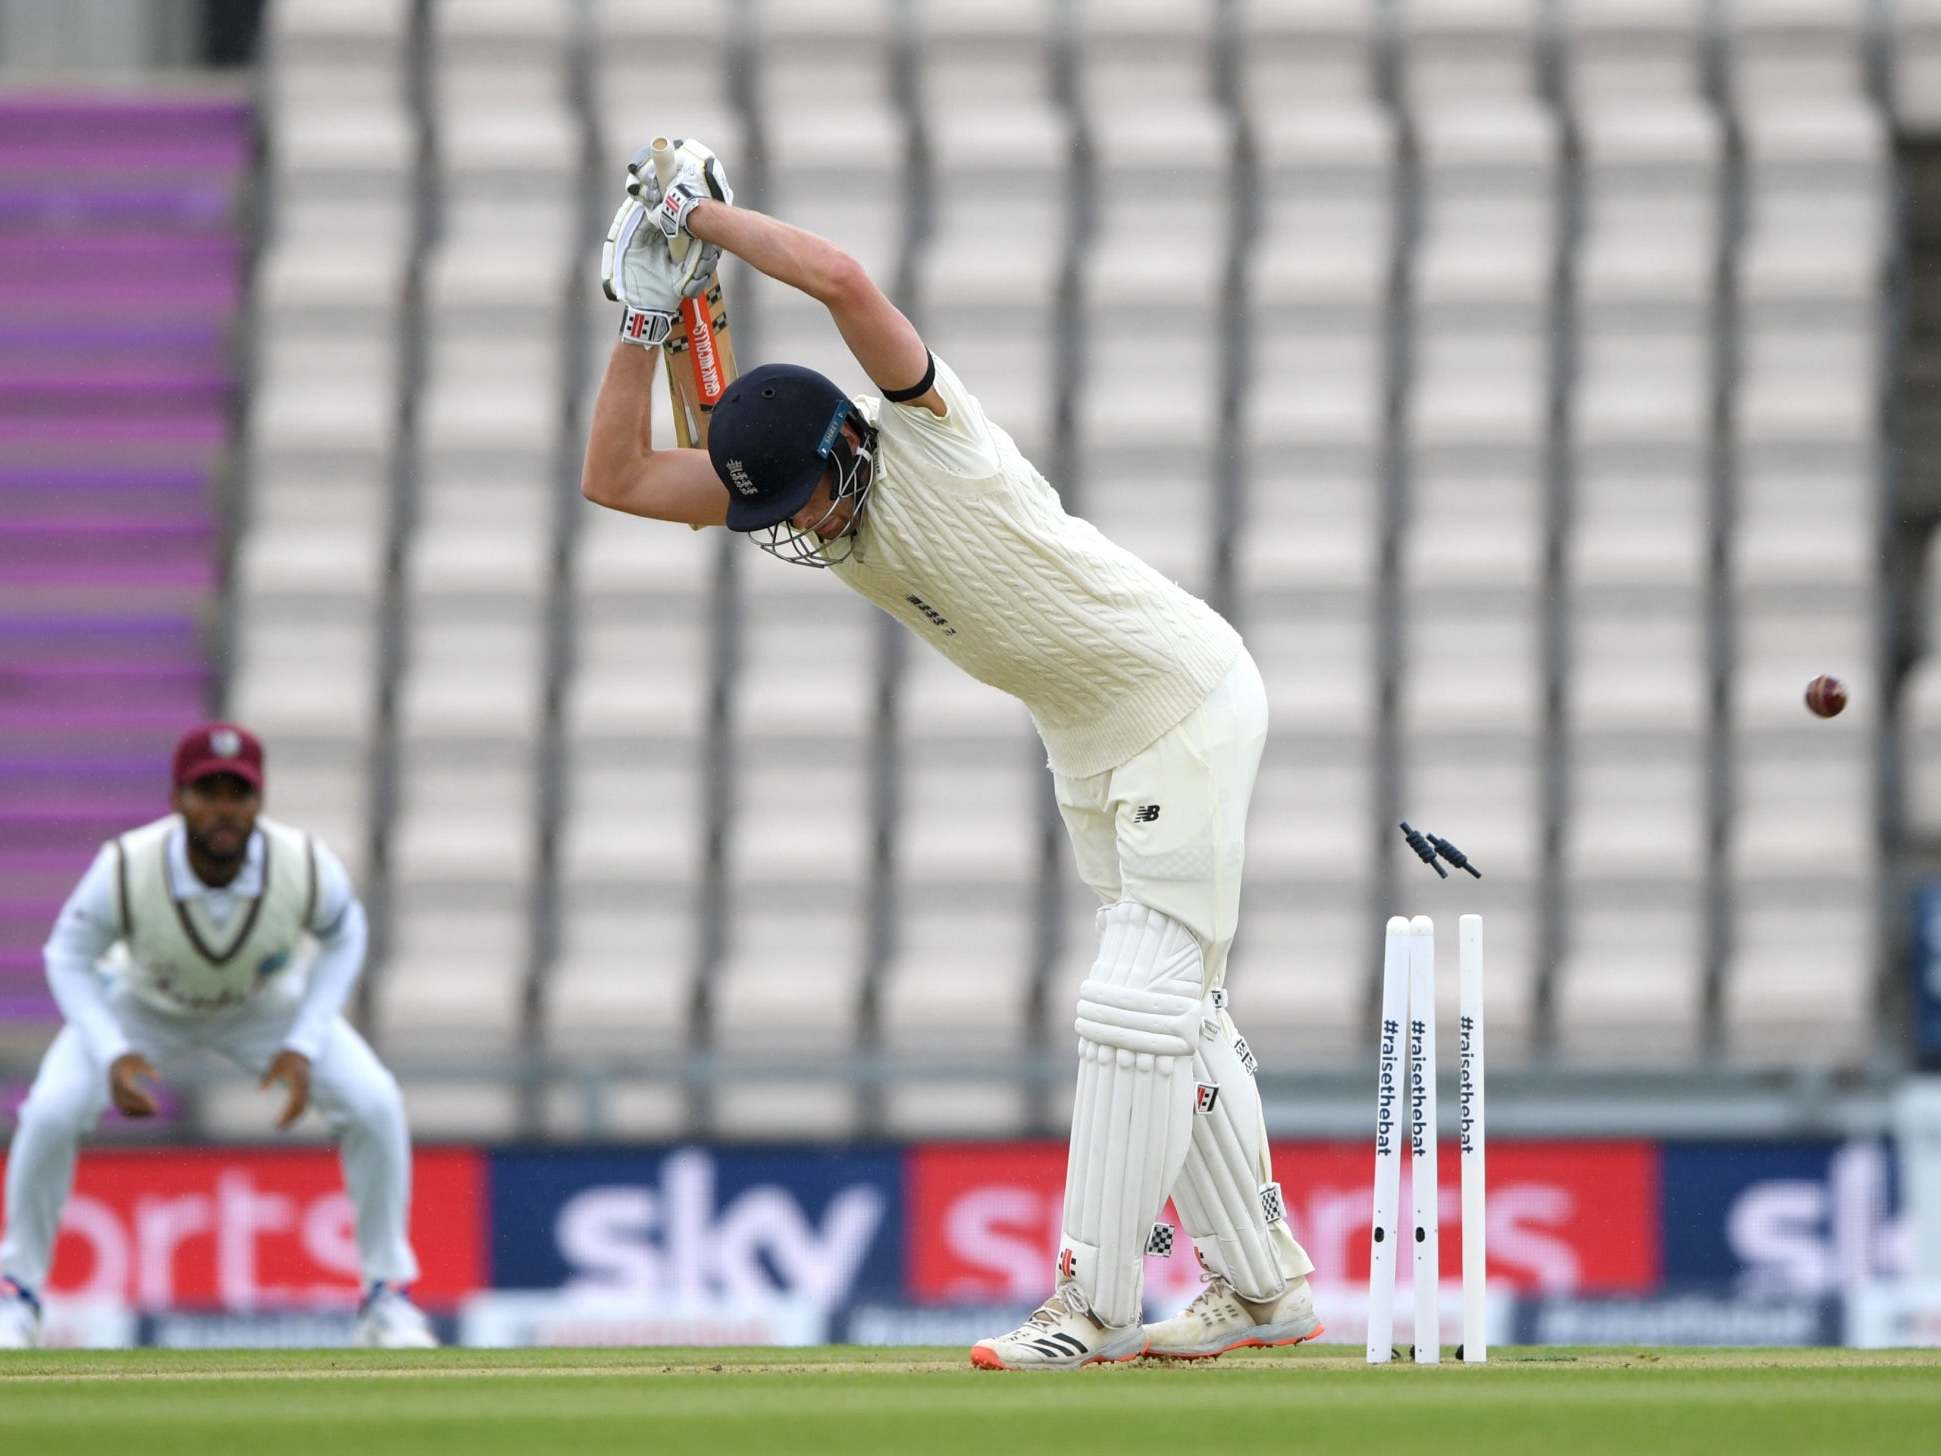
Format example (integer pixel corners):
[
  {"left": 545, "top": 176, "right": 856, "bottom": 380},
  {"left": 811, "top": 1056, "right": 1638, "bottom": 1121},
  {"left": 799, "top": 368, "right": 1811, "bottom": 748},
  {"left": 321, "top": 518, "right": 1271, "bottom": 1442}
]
[{"left": 4, "top": 1345, "right": 1938, "bottom": 1454}]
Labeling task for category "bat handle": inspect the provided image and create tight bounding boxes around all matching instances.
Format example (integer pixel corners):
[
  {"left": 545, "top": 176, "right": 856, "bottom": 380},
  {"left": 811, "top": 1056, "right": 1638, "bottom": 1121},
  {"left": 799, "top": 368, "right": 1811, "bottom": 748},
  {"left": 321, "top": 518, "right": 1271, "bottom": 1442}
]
[{"left": 649, "top": 136, "right": 689, "bottom": 266}]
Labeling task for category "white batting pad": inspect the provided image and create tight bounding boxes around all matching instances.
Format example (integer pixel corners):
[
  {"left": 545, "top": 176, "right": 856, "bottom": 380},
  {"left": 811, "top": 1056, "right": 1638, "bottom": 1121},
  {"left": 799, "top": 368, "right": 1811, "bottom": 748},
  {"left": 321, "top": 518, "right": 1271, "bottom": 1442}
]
[
  {"left": 1171, "top": 995, "right": 1318, "bottom": 1302},
  {"left": 1059, "top": 901, "right": 1204, "bottom": 1328}
]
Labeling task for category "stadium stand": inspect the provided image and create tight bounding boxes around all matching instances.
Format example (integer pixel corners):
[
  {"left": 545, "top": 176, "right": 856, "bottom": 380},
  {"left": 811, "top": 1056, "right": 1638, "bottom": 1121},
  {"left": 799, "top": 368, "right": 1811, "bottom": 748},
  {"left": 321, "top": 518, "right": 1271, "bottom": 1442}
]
[
  {"left": 0, "top": 94, "right": 245, "bottom": 1054},
  {"left": 194, "top": 0, "right": 1905, "bottom": 1134}
]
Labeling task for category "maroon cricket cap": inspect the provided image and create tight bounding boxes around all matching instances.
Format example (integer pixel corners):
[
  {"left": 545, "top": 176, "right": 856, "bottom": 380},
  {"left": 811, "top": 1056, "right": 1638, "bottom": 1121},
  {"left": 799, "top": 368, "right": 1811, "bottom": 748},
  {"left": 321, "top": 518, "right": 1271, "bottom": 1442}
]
[{"left": 170, "top": 722, "right": 265, "bottom": 792}]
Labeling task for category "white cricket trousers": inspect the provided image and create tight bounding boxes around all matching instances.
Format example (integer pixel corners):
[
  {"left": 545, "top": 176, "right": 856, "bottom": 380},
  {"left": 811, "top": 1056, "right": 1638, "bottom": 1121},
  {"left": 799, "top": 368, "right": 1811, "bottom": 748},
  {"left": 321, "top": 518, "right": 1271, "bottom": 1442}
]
[
  {"left": 1054, "top": 649, "right": 1314, "bottom": 1299},
  {"left": 1054, "top": 649, "right": 1268, "bottom": 992},
  {"left": 0, "top": 987, "right": 420, "bottom": 1293}
]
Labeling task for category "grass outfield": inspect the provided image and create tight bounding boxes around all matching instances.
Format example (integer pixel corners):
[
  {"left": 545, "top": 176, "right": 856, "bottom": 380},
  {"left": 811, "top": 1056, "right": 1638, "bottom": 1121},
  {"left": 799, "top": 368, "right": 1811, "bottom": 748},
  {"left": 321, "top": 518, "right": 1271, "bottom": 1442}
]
[{"left": 3, "top": 1346, "right": 1939, "bottom": 1456}]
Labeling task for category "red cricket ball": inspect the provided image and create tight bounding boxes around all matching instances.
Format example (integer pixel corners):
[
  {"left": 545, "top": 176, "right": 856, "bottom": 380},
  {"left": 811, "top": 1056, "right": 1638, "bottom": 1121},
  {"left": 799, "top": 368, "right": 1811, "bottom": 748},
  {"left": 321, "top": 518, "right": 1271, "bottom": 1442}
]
[{"left": 1805, "top": 675, "right": 1848, "bottom": 719}]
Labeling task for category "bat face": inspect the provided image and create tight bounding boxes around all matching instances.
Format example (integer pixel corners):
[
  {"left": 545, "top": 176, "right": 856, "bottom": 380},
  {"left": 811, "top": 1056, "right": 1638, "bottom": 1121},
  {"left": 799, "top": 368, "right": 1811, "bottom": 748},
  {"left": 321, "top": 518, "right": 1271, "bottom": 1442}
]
[{"left": 664, "top": 273, "right": 737, "bottom": 448}]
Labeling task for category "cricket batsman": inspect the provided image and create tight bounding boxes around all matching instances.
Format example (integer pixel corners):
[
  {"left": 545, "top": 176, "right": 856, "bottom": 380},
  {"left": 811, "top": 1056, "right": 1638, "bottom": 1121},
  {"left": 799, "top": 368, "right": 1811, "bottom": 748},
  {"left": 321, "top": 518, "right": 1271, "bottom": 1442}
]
[
  {"left": 582, "top": 140, "right": 1322, "bottom": 1369},
  {"left": 0, "top": 724, "right": 437, "bottom": 1349}
]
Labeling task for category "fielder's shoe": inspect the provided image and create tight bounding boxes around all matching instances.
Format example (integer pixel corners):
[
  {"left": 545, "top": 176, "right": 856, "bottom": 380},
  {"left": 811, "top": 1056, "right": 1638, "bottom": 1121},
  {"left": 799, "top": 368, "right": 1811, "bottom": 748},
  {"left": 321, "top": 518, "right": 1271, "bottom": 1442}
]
[
  {"left": 352, "top": 1282, "right": 438, "bottom": 1349},
  {"left": 0, "top": 1276, "right": 42, "bottom": 1350},
  {"left": 969, "top": 1282, "right": 1147, "bottom": 1371},
  {"left": 1141, "top": 1273, "right": 1324, "bottom": 1360}
]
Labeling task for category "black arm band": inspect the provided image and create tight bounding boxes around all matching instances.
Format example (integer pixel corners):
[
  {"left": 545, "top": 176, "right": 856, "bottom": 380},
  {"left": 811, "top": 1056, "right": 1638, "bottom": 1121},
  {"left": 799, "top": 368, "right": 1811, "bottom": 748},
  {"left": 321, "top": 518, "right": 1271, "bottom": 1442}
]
[{"left": 882, "top": 352, "right": 936, "bottom": 403}]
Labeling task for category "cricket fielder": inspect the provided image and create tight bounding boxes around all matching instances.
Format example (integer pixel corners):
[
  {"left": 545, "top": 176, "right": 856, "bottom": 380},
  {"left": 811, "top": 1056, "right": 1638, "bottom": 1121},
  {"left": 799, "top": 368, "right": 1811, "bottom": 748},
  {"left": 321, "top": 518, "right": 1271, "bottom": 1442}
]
[
  {"left": 0, "top": 724, "right": 436, "bottom": 1349},
  {"left": 584, "top": 142, "right": 1321, "bottom": 1369}
]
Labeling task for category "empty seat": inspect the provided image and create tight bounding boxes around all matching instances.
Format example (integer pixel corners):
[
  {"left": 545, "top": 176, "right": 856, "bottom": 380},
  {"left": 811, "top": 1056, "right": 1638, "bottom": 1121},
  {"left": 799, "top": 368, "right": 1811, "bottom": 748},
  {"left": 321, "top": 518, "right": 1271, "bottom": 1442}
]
[
  {"left": 389, "top": 734, "right": 540, "bottom": 888},
  {"left": 563, "top": 591, "right": 713, "bottom": 816},
  {"left": 1398, "top": 594, "right": 1544, "bottom": 741},
  {"left": 1562, "top": 733, "right": 1709, "bottom": 883},
  {"left": 561, "top": 744, "right": 708, "bottom": 891},
  {"left": 398, "top": 572, "right": 548, "bottom": 740},
  {"left": 1720, "top": 882, "right": 1876, "bottom": 1065},
  {"left": 1079, "top": 0, "right": 1234, "bottom": 272},
  {"left": 1245, "top": 733, "right": 1378, "bottom": 889},
  {"left": 375, "top": 893, "right": 530, "bottom": 1055},
  {"left": 544, "top": 888, "right": 697, "bottom": 1059},
  {"left": 1560, "top": 0, "right": 1706, "bottom": 102},
  {"left": 878, "top": 903, "right": 1037, "bottom": 1136},
  {"left": 229, "top": 574, "right": 383, "bottom": 746},
  {"left": 1739, "top": 101, "right": 1889, "bottom": 257},
  {"left": 710, "top": 896, "right": 868, "bottom": 1136},
  {"left": 721, "top": 726, "right": 872, "bottom": 889},
  {"left": 1236, "top": 0, "right": 1380, "bottom": 107},
  {"left": 895, "top": 733, "right": 1044, "bottom": 888},
  {"left": 1727, "top": 731, "right": 1874, "bottom": 880},
  {"left": 918, "top": 0, "right": 1060, "bottom": 107},
  {"left": 263, "top": 0, "right": 417, "bottom": 247},
  {"left": 1552, "top": 884, "right": 1707, "bottom": 1063},
  {"left": 1398, "top": 0, "right": 1541, "bottom": 101},
  {"left": 1568, "top": 456, "right": 1710, "bottom": 589},
  {"left": 1724, "top": 0, "right": 1871, "bottom": 104},
  {"left": 1576, "top": 100, "right": 1724, "bottom": 256},
  {"left": 1565, "top": 584, "right": 1709, "bottom": 737}
]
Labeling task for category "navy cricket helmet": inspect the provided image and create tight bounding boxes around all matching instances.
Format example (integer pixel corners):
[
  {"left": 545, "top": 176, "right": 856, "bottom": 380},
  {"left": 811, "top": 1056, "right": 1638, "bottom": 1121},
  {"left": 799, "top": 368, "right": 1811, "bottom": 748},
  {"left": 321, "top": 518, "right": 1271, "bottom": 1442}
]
[{"left": 707, "top": 363, "right": 865, "bottom": 533}]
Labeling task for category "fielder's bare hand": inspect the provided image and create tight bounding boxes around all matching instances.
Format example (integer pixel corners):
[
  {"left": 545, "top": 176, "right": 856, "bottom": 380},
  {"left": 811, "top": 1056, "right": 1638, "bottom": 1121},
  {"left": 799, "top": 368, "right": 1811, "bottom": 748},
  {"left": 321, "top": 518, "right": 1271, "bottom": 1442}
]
[
  {"left": 107, "top": 1052, "right": 160, "bottom": 1118},
  {"left": 261, "top": 1049, "right": 311, "bottom": 1131}
]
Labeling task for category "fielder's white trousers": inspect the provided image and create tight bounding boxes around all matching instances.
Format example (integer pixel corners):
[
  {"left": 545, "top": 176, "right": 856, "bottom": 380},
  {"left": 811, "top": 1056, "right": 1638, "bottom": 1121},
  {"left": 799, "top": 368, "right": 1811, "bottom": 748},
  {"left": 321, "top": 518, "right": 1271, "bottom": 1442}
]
[
  {"left": 1054, "top": 650, "right": 1268, "bottom": 993},
  {"left": 0, "top": 986, "right": 420, "bottom": 1294}
]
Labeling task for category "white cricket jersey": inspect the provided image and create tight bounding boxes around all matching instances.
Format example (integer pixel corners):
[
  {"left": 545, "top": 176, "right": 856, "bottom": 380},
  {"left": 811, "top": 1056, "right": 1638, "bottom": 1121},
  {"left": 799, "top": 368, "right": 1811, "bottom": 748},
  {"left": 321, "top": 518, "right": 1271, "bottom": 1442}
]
[{"left": 827, "top": 357, "right": 1243, "bottom": 778}]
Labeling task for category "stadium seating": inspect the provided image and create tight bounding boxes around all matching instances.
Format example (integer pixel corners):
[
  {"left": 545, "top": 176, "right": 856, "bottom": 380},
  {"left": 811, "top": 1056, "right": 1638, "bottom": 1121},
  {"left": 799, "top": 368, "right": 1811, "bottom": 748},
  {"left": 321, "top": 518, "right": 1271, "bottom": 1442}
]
[
  {"left": 198, "top": 0, "right": 1912, "bottom": 1136},
  {"left": 0, "top": 93, "right": 247, "bottom": 1043}
]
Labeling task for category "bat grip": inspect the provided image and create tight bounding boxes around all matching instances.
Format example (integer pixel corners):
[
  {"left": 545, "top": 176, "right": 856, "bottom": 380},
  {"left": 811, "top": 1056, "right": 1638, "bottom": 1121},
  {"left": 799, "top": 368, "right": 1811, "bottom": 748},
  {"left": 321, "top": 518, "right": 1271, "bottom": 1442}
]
[{"left": 649, "top": 136, "right": 690, "bottom": 266}]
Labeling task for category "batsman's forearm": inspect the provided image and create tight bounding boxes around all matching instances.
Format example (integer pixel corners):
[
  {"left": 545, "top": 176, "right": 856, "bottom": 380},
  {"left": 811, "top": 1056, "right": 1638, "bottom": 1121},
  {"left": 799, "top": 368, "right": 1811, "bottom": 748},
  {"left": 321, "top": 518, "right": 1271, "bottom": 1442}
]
[
  {"left": 580, "top": 339, "right": 730, "bottom": 526},
  {"left": 687, "top": 202, "right": 861, "bottom": 307},
  {"left": 583, "top": 339, "right": 660, "bottom": 494}
]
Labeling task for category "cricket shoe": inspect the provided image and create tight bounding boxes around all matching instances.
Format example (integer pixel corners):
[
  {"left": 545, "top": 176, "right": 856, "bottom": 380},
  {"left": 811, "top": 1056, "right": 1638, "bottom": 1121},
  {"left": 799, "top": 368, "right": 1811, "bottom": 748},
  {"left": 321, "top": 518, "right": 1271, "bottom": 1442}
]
[
  {"left": 1141, "top": 1273, "right": 1324, "bottom": 1360},
  {"left": 970, "top": 1282, "right": 1147, "bottom": 1371},
  {"left": 0, "top": 1276, "right": 42, "bottom": 1350},
  {"left": 352, "top": 1282, "right": 439, "bottom": 1349}
]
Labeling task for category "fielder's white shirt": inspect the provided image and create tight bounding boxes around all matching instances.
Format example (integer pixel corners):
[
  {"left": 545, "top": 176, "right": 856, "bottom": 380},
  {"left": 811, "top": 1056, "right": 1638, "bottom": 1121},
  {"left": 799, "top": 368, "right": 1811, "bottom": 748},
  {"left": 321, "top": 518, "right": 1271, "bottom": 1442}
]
[
  {"left": 41, "top": 825, "right": 367, "bottom": 1067},
  {"left": 824, "top": 357, "right": 1244, "bottom": 779}
]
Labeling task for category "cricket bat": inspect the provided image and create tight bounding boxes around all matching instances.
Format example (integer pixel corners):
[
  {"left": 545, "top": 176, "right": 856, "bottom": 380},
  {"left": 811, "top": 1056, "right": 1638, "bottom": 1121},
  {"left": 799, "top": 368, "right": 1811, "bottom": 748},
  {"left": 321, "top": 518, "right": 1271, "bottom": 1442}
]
[{"left": 650, "top": 137, "right": 738, "bottom": 449}]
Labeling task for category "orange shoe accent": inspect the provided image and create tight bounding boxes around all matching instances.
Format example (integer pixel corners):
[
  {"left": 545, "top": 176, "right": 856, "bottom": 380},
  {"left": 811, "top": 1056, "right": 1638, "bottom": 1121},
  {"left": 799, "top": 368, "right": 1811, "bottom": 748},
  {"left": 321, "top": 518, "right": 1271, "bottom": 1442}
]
[{"left": 969, "top": 1340, "right": 1149, "bottom": 1371}]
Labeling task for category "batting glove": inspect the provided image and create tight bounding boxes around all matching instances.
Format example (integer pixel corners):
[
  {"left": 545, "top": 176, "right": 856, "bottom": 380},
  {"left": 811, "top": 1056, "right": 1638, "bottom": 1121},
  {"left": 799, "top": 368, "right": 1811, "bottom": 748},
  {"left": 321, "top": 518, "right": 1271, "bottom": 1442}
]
[
  {"left": 627, "top": 137, "right": 733, "bottom": 298},
  {"left": 600, "top": 197, "right": 684, "bottom": 347}
]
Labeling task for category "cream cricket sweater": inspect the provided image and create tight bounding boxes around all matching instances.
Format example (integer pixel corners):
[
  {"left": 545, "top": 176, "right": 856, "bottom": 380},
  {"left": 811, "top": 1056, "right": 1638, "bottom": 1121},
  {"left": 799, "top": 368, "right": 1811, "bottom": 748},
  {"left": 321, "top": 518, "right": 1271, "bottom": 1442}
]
[{"left": 828, "top": 358, "right": 1242, "bottom": 780}]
